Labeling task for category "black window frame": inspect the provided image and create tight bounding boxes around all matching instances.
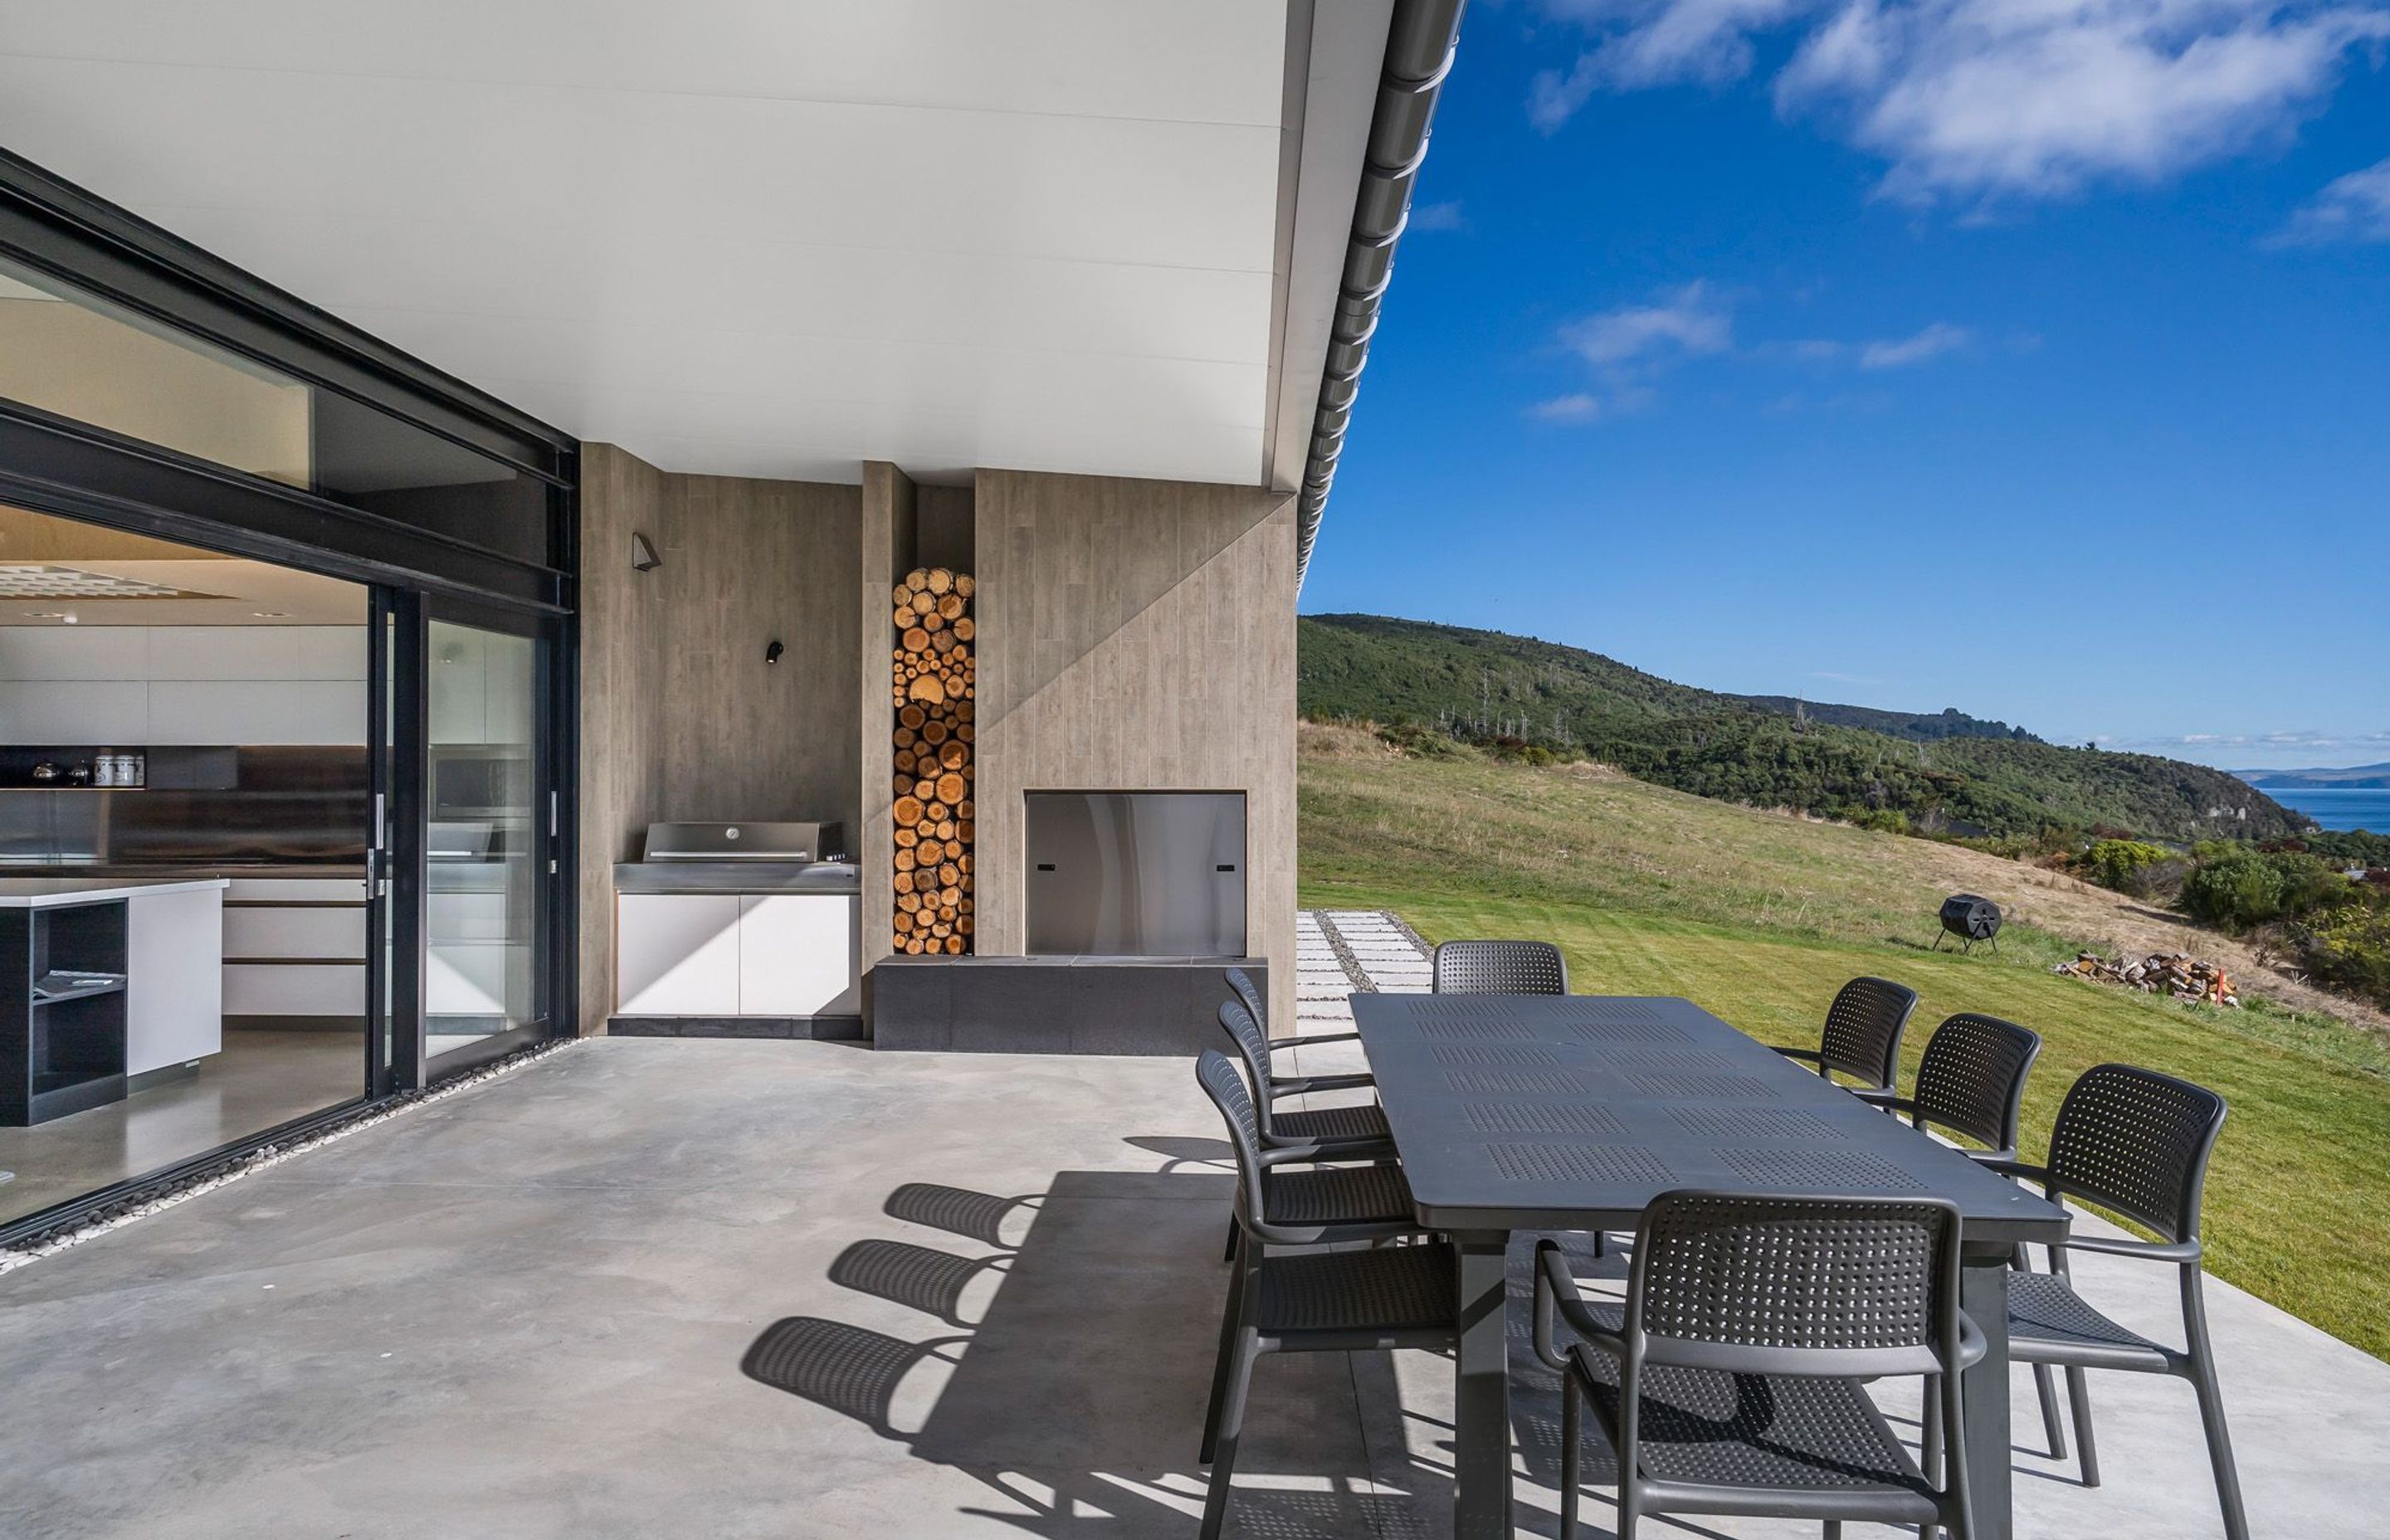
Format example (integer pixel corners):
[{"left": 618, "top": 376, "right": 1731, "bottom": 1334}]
[{"left": 0, "top": 146, "right": 582, "bottom": 1244}]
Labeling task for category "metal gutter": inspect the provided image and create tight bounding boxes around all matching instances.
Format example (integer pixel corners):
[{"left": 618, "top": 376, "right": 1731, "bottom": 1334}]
[{"left": 1295, "top": 0, "right": 1467, "bottom": 585}]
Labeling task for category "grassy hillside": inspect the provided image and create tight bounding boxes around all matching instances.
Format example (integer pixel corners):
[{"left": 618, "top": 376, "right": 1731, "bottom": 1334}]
[
  {"left": 1298, "top": 723, "right": 2390, "bottom": 1358},
  {"left": 1298, "top": 613, "right": 2305, "bottom": 844}
]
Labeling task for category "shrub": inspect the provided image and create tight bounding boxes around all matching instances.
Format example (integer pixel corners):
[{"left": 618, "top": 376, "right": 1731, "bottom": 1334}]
[
  {"left": 1846, "top": 807, "right": 1910, "bottom": 836},
  {"left": 2081, "top": 839, "right": 2173, "bottom": 895},
  {"left": 2299, "top": 905, "right": 2390, "bottom": 1008},
  {"left": 2180, "top": 849, "right": 2351, "bottom": 932},
  {"left": 2181, "top": 852, "right": 2288, "bottom": 930}
]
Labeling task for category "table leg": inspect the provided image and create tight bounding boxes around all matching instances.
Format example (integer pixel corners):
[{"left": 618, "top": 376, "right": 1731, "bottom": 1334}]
[
  {"left": 1961, "top": 1249, "right": 2015, "bottom": 1540},
  {"left": 1453, "top": 1231, "right": 1512, "bottom": 1540}
]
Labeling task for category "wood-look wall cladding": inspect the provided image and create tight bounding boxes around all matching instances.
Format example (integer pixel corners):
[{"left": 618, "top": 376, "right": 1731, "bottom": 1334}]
[
  {"left": 971, "top": 469, "right": 1298, "bottom": 1032},
  {"left": 578, "top": 443, "right": 861, "bottom": 1033}
]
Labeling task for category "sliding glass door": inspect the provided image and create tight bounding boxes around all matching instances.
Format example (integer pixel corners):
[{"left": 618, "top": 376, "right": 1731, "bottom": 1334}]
[{"left": 383, "top": 596, "right": 564, "bottom": 1084}]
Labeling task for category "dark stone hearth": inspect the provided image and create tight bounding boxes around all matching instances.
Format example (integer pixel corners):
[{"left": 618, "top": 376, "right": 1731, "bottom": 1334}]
[{"left": 869, "top": 957, "right": 1266, "bottom": 1055}]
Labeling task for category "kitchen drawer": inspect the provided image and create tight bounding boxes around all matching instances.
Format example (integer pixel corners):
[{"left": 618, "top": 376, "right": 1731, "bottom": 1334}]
[
  {"left": 224, "top": 904, "right": 366, "bottom": 960},
  {"left": 224, "top": 878, "right": 368, "bottom": 904},
  {"left": 224, "top": 961, "right": 366, "bottom": 1016},
  {"left": 429, "top": 890, "right": 510, "bottom": 942}
]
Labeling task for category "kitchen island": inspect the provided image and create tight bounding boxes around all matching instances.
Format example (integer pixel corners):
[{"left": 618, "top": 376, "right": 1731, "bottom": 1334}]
[{"left": 0, "top": 878, "right": 227, "bottom": 1125}]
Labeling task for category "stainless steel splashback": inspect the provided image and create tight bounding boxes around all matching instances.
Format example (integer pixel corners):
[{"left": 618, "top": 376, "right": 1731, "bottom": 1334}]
[{"left": 1025, "top": 792, "right": 1246, "bottom": 958}]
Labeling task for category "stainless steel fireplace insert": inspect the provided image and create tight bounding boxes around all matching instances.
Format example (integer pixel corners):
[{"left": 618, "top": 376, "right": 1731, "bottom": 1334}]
[{"left": 1024, "top": 792, "right": 1246, "bottom": 957}]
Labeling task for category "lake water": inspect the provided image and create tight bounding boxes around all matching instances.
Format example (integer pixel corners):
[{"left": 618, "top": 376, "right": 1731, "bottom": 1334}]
[{"left": 2263, "top": 787, "right": 2390, "bottom": 833}]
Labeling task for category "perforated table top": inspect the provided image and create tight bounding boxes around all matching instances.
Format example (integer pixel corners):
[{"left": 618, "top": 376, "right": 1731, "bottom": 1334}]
[{"left": 1351, "top": 993, "right": 2071, "bottom": 1245}]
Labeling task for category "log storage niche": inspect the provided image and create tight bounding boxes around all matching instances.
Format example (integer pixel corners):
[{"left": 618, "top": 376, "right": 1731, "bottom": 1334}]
[{"left": 890, "top": 566, "right": 975, "bottom": 955}]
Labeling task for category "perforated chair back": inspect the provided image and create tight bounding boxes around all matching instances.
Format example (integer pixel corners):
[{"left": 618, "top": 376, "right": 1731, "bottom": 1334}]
[
  {"left": 1195, "top": 1049, "right": 1268, "bottom": 1235},
  {"left": 1910, "top": 1012, "right": 2041, "bottom": 1155},
  {"left": 1629, "top": 1191, "right": 1963, "bottom": 1376},
  {"left": 1216, "top": 997, "right": 1280, "bottom": 1128},
  {"left": 1432, "top": 939, "right": 1568, "bottom": 996},
  {"left": 1224, "top": 966, "right": 1267, "bottom": 1031},
  {"left": 1817, "top": 976, "right": 1919, "bottom": 1089},
  {"left": 2045, "top": 1064, "right": 2227, "bottom": 1244}
]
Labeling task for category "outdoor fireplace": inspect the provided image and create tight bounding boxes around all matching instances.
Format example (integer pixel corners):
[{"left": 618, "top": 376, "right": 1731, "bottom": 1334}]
[{"left": 1025, "top": 792, "right": 1246, "bottom": 957}]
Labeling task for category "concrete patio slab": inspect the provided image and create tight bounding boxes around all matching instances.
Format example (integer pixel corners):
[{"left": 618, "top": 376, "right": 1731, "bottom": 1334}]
[{"left": 0, "top": 933, "right": 2380, "bottom": 1538}]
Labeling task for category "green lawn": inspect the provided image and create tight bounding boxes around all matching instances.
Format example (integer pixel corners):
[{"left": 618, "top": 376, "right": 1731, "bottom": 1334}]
[{"left": 1299, "top": 729, "right": 2390, "bottom": 1360}]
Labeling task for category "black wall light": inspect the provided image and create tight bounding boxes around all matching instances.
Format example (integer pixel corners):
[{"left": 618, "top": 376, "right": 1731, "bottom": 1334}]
[
  {"left": 765, "top": 640, "right": 784, "bottom": 665},
  {"left": 632, "top": 532, "right": 661, "bottom": 572}
]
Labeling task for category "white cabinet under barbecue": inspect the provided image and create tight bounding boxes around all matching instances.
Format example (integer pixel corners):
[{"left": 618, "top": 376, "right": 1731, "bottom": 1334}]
[{"left": 612, "top": 827, "right": 859, "bottom": 1028}]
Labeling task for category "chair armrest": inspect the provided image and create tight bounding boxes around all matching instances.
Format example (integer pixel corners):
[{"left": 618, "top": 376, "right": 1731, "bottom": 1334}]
[
  {"left": 1250, "top": 1214, "right": 1418, "bottom": 1247},
  {"left": 1256, "top": 1138, "right": 1400, "bottom": 1166},
  {"left": 1953, "top": 1310, "right": 1988, "bottom": 1371},
  {"left": 1958, "top": 1147, "right": 2019, "bottom": 1166},
  {"left": 1533, "top": 1240, "right": 1629, "bottom": 1370},
  {"left": 1773, "top": 1045, "right": 1824, "bottom": 1065},
  {"left": 1976, "top": 1157, "right": 2051, "bottom": 1184},
  {"left": 1269, "top": 1071, "right": 1375, "bottom": 1095},
  {"left": 1275, "top": 1031, "right": 1363, "bottom": 1049},
  {"left": 1851, "top": 1090, "right": 1911, "bottom": 1114},
  {"left": 2061, "top": 1232, "right": 2202, "bottom": 1265}
]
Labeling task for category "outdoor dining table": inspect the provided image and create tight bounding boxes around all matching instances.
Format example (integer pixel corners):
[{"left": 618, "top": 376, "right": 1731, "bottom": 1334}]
[{"left": 1349, "top": 991, "right": 2071, "bottom": 1540}]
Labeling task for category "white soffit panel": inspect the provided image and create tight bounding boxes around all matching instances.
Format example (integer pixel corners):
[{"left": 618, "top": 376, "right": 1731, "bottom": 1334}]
[{"left": 0, "top": 1, "right": 1379, "bottom": 487}]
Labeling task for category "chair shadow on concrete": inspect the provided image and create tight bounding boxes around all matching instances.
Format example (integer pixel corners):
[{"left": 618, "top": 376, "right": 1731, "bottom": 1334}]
[
  {"left": 1123, "top": 1134, "right": 1235, "bottom": 1171},
  {"left": 742, "top": 1162, "right": 1475, "bottom": 1538},
  {"left": 885, "top": 1181, "right": 1042, "bottom": 1247}
]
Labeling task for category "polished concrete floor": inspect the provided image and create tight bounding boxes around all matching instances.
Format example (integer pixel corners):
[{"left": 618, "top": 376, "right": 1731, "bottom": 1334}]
[
  {"left": 0, "top": 1028, "right": 365, "bottom": 1226},
  {"left": 0, "top": 1032, "right": 2386, "bottom": 1538}
]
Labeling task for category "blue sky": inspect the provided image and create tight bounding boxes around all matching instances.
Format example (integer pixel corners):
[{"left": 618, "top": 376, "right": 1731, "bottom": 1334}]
[{"left": 1300, "top": 0, "right": 2390, "bottom": 772}]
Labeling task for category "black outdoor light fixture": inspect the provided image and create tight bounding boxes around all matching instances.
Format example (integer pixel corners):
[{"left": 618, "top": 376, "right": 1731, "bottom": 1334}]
[
  {"left": 765, "top": 640, "right": 783, "bottom": 665},
  {"left": 631, "top": 532, "right": 661, "bottom": 572}
]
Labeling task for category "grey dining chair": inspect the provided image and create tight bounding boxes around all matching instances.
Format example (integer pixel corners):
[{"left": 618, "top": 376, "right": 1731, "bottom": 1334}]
[
  {"left": 1432, "top": 938, "right": 1568, "bottom": 994},
  {"left": 1777, "top": 975, "right": 1918, "bottom": 1093},
  {"left": 1224, "top": 964, "right": 1372, "bottom": 1085},
  {"left": 1215, "top": 997, "right": 1391, "bottom": 1156},
  {"left": 1867, "top": 1011, "right": 2042, "bottom": 1162},
  {"left": 1535, "top": 1192, "right": 1982, "bottom": 1540},
  {"left": 1194, "top": 1050, "right": 1455, "bottom": 1540},
  {"left": 1988, "top": 1064, "right": 2248, "bottom": 1540}
]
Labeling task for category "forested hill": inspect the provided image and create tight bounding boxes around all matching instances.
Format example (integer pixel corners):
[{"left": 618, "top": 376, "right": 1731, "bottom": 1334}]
[{"left": 1297, "top": 614, "right": 2305, "bottom": 844}]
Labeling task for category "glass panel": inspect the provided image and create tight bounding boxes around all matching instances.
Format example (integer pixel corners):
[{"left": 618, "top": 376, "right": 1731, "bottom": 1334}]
[
  {"left": 0, "top": 254, "right": 553, "bottom": 567},
  {"left": 425, "top": 618, "right": 539, "bottom": 1057},
  {"left": 0, "top": 257, "right": 310, "bottom": 488}
]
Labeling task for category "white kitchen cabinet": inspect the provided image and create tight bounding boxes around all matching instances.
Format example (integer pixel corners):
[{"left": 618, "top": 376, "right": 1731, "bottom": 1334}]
[
  {"left": 616, "top": 894, "right": 741, "bottom": 1015},
  {"left": 125, "top": 883, "right": 226, "bottom": 1077},
  {"left": 737, "top": 894, "right": 861, "bottom": 1016},
  {"left": 0, "top": 681, "right": 147, "bottom": 742},
  {"left": 615, "top": 890, "right": 860, "bottom": 1018}
]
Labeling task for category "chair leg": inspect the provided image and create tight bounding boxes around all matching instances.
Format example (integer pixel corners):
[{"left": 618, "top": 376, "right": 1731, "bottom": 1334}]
[
  {"left": 1918, "top": 1374, "right": 1942, "bottom": 1539},
  {"left": 1590, "top": 1231, "right": 1603, "bottom": 1260},
  {"left": 1199, "top": 1332, "right": 1259, "bottom": 1540},
  {"left": 2183, "top": 1273, "right": 2252, "bottom": 1540},
  {"left": 2033, "top": 1365, "right": 2067, "bottom": 1459},
  {"left": 1558, "top": 1375, "right": 1582, "bottom": 1540},
  {"left": 1825, "top": 1524, "right": 1842, "bottom": 1540},
  {"left": 1222, "top": 1216, "right": 1239, "bottom": 1264},
  {"left": 2065, "top": 1367, "right": 2100, "bottom": 1487},
  {"left": 1199, "top": 1260, "right": 1245, "bottom": 1464}
]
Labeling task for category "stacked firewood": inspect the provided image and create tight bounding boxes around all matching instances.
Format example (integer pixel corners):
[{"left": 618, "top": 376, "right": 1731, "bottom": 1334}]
[
  {"left": 2052, "top": 950, "right": 2240, "bottom": 1006},
  {"left": 889, "top": 567, "right": 975, "bottom": 955}
]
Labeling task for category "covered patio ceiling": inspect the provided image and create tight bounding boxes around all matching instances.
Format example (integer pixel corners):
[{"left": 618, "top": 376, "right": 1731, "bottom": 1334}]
[{"left": 0, "top": 2, "right": 1395, "bottom": 490}]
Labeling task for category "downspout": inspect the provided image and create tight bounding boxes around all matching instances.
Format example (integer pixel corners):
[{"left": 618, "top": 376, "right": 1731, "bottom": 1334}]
[{"left": 1294, "top": 0, "right": 1467, "bottom": 587}]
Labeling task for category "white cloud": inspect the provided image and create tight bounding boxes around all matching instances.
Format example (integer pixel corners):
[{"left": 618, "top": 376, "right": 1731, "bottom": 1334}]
[
  {"left": 1860, "top": 320, "right": 1973, "bottom": 366},
  {"left": 1560, "top": 280, "right": 1736, "bottom": 365},
  {"left": 1528, "top": 0, "right": 2390, "bottom": 202},
  {"left": 1411, "top": 199, "right": 1468, "bottom": 231},
  {"left": 1532, "top": 392, "right": 1610, "bottom": 421},
  {"left": 2270, "top": 155, "right": 2390, "bottom": 243},
  {"left": 1539, "top": 282, "right": 1735, "bottom": 421}
]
